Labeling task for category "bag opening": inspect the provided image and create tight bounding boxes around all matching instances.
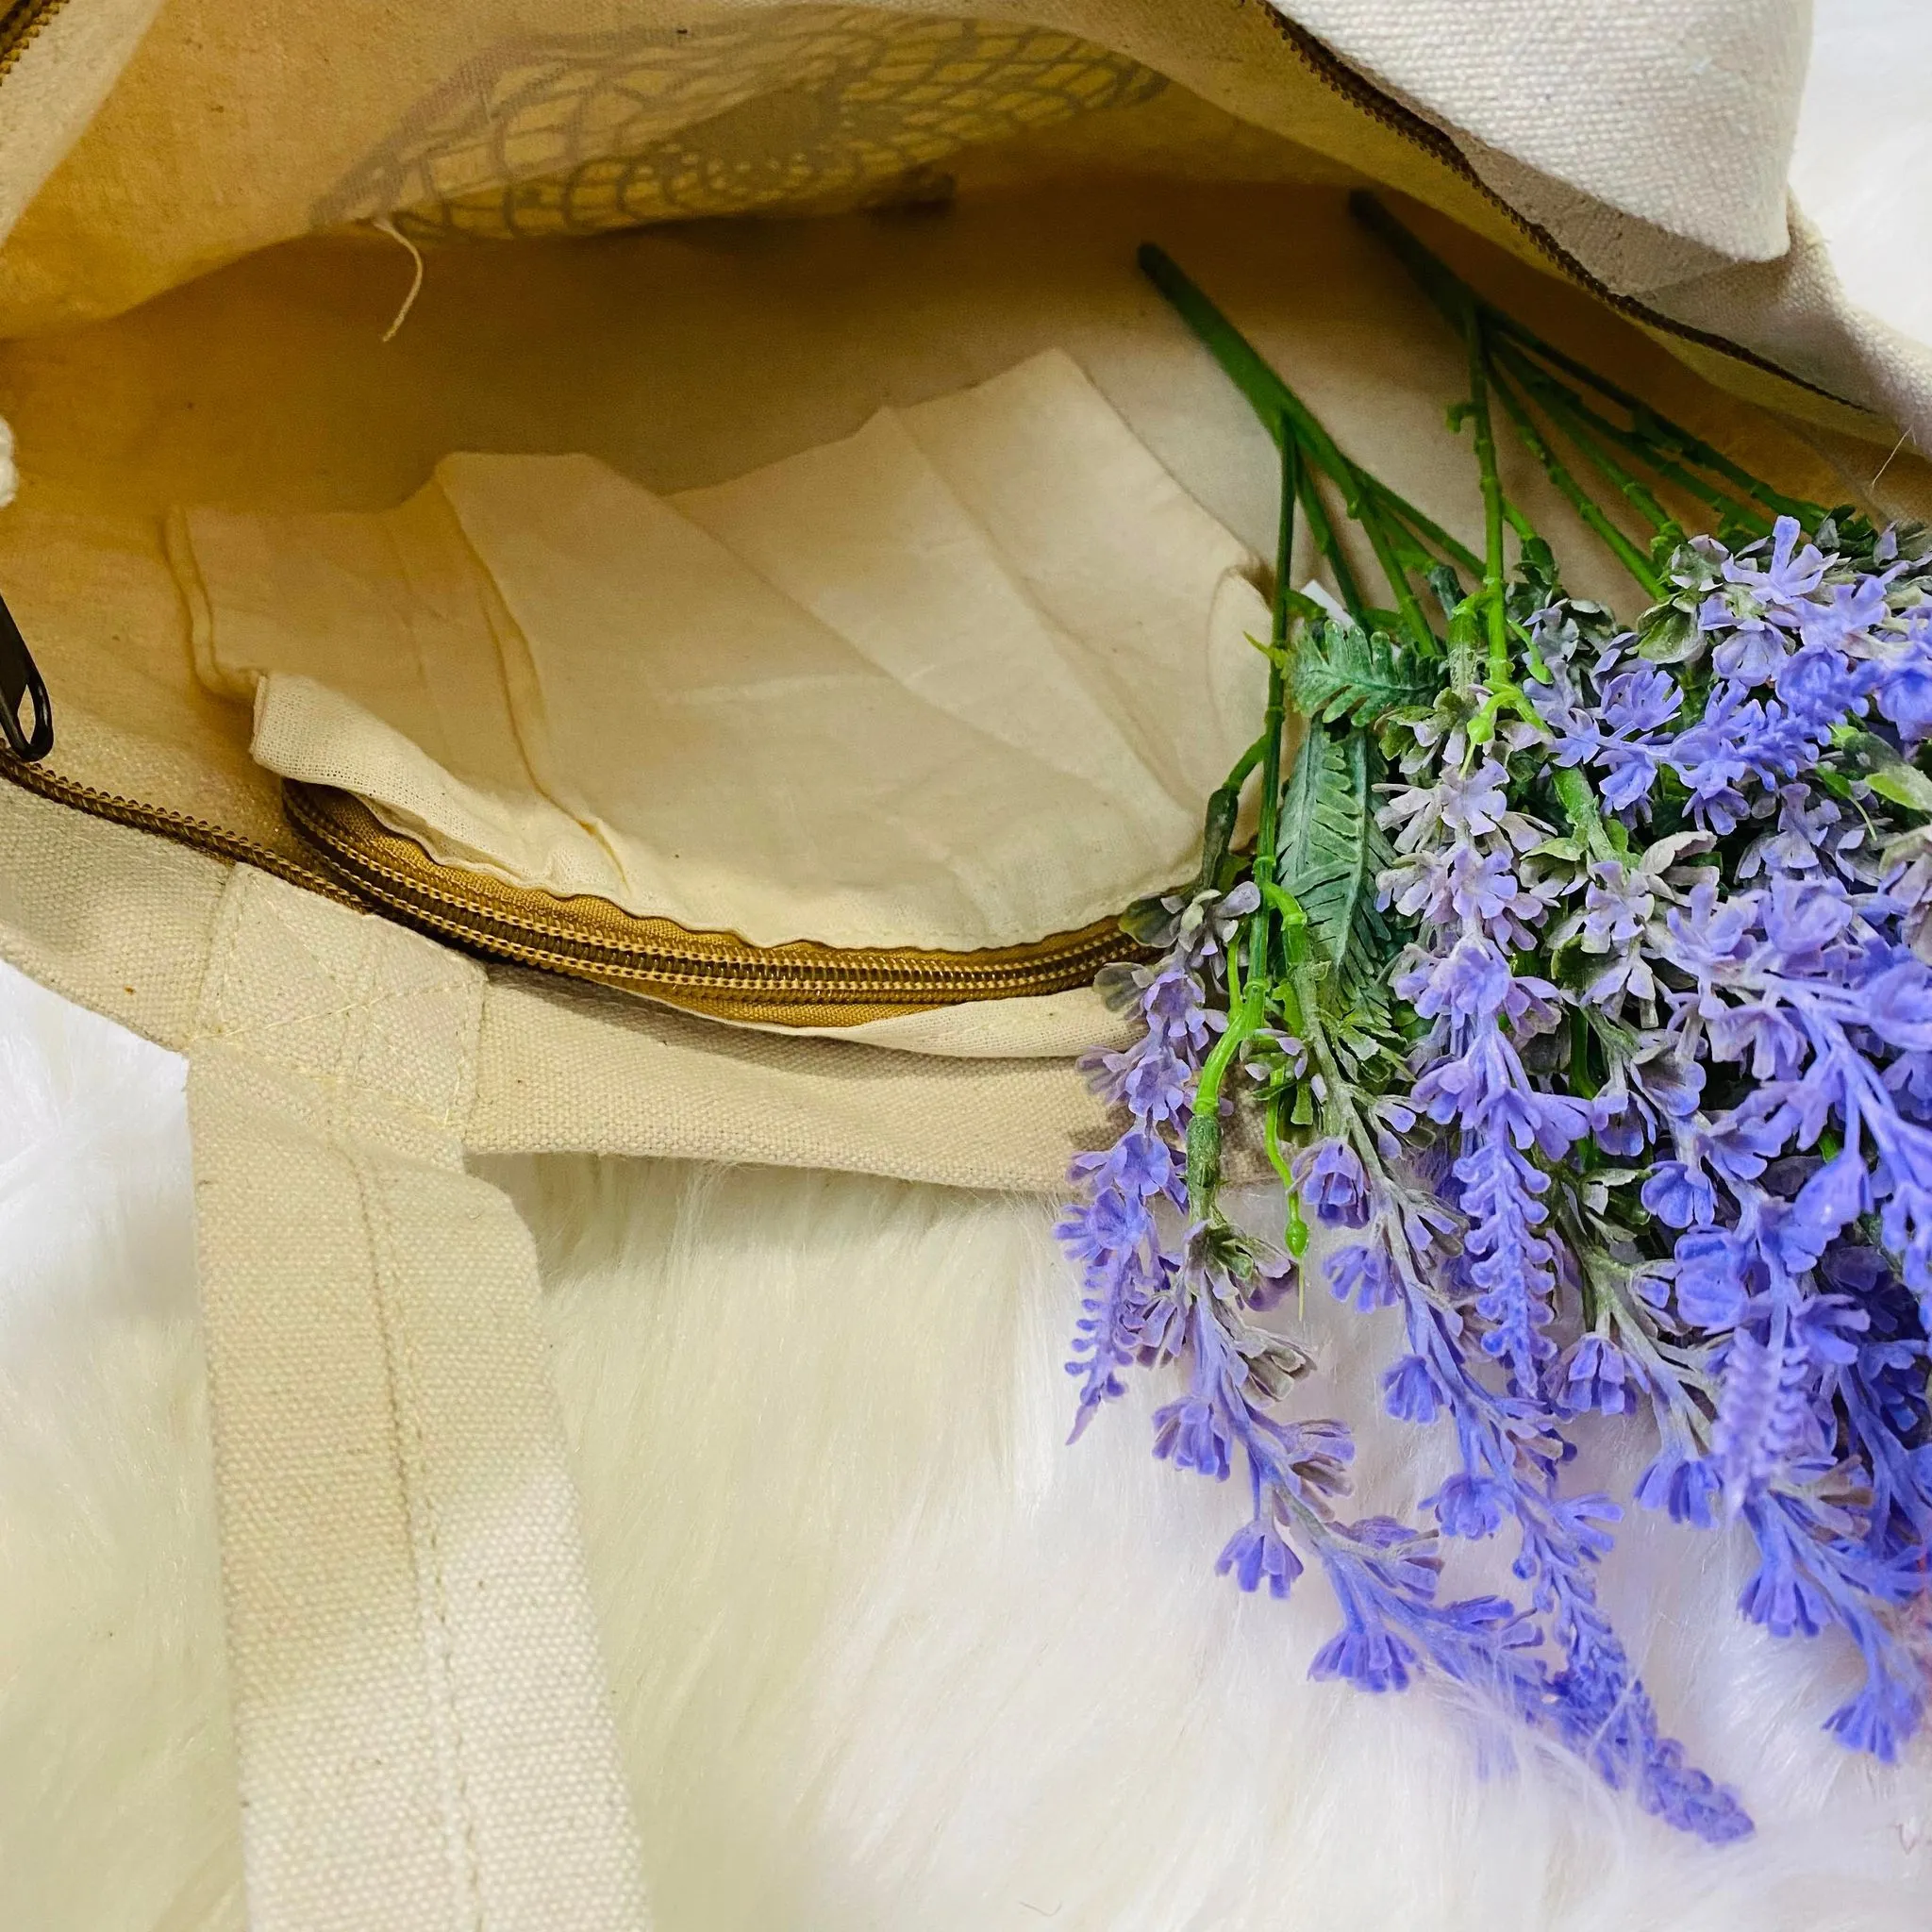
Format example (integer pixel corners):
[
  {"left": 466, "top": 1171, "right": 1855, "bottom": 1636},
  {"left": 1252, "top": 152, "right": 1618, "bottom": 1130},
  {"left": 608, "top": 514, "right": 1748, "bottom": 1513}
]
[{"left": 0, "top": 13, "right": 1911, "bottom": 1048}]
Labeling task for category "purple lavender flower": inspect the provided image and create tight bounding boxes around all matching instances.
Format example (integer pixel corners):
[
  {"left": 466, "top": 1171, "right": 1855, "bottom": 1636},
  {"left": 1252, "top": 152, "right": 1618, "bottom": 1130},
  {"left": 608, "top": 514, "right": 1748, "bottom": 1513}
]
[
  {"left": 1330, "top": 1241, "right": 1399, "bottom": 1311},
  {"left": 1061, "top": 917, "right": 1224, "bottom": 1437},
  {"left": 1328, "top": 1197, "right": 1746, "bottom": 1840},
  {"left": 1722, "top": 517, "right": 1826, "bottom": 616},
  {"left": 1738, "top": 785, "right": 1866, "bottom": 883},
  {"left": 1381, "top": 1353, "right": 1443, "bottom": 1424},
  {"left": 1215, "top": 1516, "right": 1304, "bottom": 1598},
  {"left": 1580, "top": 860, "right": 1655, "bottom": 951},
  {"left": 1599, "top": 662, "right": 1685, "bottom": 736},
  {"left": 1562, "top": 1332, "right": 1639, "bottom": 1413},
  {"left": 1404, "top": 936, "right": 1591, "bottom": 1397},
  {"left": 1879, "top": 608, "right": 1932, "bottom": 742},
  {"left": 1066, "top": 433, "right": 1932, "bottom": 1829},
  {"left": 1635, "top": 1438, "right": 1723, "bottom": 1528},
  {"left": 1426, "top": 1470, "right": 1513, "bottom": 1539},
  {"left": 1295, "top": 1137, "right": 1371, "bottom": 1226}
]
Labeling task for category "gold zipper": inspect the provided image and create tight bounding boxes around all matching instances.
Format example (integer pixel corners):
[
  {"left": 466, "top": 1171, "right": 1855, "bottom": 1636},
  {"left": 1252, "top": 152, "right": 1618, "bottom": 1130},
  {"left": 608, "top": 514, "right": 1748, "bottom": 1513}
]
[
  {"left": 0, "top": 0, "right": 64, "bottom": 88},
  {"left": 0, "top": 2, "right": 1863, "bottom": 1021},
  {"left": 284, "top": 780, "right": 1141, "bottom": 1024},
  {"left": 0, "top": 748, "right": 365, "bottom": 905}
]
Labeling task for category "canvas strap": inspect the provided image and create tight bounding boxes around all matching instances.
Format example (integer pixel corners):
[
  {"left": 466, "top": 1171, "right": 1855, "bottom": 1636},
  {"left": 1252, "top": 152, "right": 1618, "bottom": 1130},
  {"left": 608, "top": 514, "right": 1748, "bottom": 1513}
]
[{"left": 185, "top": 866, "right": 648, "bottom": 1931}]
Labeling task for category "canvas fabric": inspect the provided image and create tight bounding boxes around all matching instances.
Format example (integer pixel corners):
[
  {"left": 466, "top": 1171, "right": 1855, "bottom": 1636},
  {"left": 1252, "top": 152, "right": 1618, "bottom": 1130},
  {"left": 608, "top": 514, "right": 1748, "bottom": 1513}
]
[
  {"left": 0, "top": 758, "right": 1132, "bottom": 1929},
  {"left": 186, "top": 866, "right": 649, "bottom": 1931},
  {"left": 0, "top": 768, "right": 1131, "bottom": 1189},
  {"left": 1286, "top": 0, "right": 1810, "bottom": 264},
  {"left": 1, "top": 2, "right": 1928, "bottom": 1927}
]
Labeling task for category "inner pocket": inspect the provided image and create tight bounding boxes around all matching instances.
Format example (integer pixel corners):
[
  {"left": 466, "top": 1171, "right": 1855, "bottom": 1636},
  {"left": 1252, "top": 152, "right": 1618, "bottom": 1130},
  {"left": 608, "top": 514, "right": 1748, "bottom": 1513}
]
[{"left": 171, "top": 348, "right": 1269, "bottom": 959}]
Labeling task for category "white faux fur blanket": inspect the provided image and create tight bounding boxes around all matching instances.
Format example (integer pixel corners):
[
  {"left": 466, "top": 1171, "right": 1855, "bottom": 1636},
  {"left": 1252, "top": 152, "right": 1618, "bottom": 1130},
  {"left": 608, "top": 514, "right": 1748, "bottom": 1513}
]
[{"left": 0, "top": 955, "right": 1924, "bottom": 1931}]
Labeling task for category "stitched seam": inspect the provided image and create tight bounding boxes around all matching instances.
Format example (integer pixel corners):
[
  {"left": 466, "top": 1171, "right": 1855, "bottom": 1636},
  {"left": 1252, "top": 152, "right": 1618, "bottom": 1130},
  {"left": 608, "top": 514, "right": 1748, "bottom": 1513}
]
[
  {"left": 431, "top": 966, "right": 481, "bottom": 1129},
  {"left": 208, "top": 883, "right": 475, "bottom": 1127},
  {"left": 265, "top": 891, "right": 474, "bottom": 1120},
  {"left": 200, "top": 867, "right": 255, "bottom": 1044},
  {"left": 356, "top": 1149, "right": 486, "bottom": 1930},
  {"left": 341, "top": 929, "right": 485, "bottom": 1926}
]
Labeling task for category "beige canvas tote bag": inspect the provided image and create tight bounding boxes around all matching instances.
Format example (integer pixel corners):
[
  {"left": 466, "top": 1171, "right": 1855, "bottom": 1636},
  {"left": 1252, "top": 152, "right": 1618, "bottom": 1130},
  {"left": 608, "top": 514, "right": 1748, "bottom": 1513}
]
[{"left": 0, "top": 3, "right": 1928, "bottom": 1925}]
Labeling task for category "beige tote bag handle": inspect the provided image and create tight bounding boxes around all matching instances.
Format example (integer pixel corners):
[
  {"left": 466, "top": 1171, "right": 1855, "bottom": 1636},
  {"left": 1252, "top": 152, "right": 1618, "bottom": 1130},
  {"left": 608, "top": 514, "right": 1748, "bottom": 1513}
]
[{"left": 186, "top": 867, "right": 648, "bottom": 1931}]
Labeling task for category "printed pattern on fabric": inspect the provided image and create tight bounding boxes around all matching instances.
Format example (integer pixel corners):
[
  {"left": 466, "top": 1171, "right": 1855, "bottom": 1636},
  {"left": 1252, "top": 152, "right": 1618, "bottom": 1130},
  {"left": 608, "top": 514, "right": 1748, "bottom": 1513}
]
[{"left": 315, "top": 11, "right": 1167, "bottom": 240}]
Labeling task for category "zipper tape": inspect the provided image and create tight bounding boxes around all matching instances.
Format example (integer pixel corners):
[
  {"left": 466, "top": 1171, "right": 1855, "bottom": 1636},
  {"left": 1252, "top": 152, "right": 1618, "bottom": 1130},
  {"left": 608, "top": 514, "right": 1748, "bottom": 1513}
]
[{"left": 285, "top": 780, "right": 1146, "bottom": 1023}]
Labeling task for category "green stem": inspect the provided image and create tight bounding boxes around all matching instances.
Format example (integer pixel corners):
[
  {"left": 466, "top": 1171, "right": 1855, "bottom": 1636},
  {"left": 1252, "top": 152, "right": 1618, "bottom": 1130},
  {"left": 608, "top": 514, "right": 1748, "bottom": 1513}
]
[
  {"left": 1221, "top": 731, "right": 1267, "bottom": 792},
  {"left": 1256, "top": 431, "right": 1297, "bottom": 888},
  {"left": 1141, "top": 244, "right": 1360, "bottom": 506},
  {"left": 1463, "top": 302, "right": 1511, "bottom": 693},
  {"left": 1253, "top": 431, "right": 1308, "bottom": 1257},
  {"left": 1502, "top": 497, "right": 1542, "bottom": 548},
  {"left": 1349, "top": 190, "right": 1824, "bottom": 528},
  {"left": 1501, "top": 331, "right": 1823, "bottom": 527},
  {"left": 1188, "top": 432, "right": 1305, "bottom": 1224},
  {"left": 1365, "top": 478, "right": 1484, "bottom": 578},
  {"left": 1195, "top": 730, "right": 1267, "bottom": 892},
  {"left": 1141, "top": 242, "right": 1434, "bottom": 651},
  {"left": 1250, "top": 441, "right": 1293, "bottom": 988},
  {"left": 1356, "top": 486, "right": 1438, "bottom": 653},
  {"left": 1185, "top": 974, "right": 1263, "bottom": 1213},
  {"left": 1493, "top": 342, "right": 1762, "bottom": 531},
  {"left": 1505, "top": 353, "right": 1676, "bottom": 535},
  {"left": 1553, "top": 765, "right": 1619, "bottom": 862},
  {"left": 1263, "top": 1098, "right": 1310, "bottom": 1269},
  {"left": 1491, "top": 362, "right": 1663, "bottom": 598},
  {"left": 1297, "top": 467, "right": 1369, "bottom": 625}
]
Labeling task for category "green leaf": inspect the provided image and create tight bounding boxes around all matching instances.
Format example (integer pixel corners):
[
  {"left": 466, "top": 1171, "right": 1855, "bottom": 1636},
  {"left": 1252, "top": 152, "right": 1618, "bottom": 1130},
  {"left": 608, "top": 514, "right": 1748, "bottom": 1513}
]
[
  {"left": 1635, "top": 600, "right": 1699, "bottom": 664},
  {"left": 1424, "top": 562, "right": 1468, "bottom": 623},
  {"left": 1291, "top": 619, "right": 1439, "bottom": 728},
  {"left": 1275, "top": 723, "right": 1396, "bottom": 998},
  {"left": 1837, "top": 728, "right": 1932, "bottom": 816},
  {"left": 1119, "top": 893, "right": 1178, "bottom": 946},
  {"left": 1866, "top": 766, "right": 1932, "bottom": 816}
]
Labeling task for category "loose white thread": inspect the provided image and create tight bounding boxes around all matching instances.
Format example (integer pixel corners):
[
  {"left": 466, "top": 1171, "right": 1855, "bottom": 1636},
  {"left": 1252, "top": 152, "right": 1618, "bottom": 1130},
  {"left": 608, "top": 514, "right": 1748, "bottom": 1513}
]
[
  {"left": 372, "top": 216, "right": 425, "bottom": 344},
  {"left": 1871, "top": 425, "right": 1913, "bottom": 492}
]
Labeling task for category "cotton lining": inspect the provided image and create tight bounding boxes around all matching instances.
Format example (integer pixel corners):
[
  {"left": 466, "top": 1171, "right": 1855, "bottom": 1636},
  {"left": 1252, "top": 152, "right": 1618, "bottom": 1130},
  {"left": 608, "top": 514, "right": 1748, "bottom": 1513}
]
[{"left": 173, "top": 351, "right": 1271, "bottom": 955}]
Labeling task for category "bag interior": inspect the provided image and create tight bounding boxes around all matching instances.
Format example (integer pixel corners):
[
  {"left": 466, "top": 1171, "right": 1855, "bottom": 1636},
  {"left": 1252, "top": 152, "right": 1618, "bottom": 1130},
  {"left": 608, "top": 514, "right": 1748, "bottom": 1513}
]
[{"left": 0, "top": 10, "right": 1912, "bottom": 1047}]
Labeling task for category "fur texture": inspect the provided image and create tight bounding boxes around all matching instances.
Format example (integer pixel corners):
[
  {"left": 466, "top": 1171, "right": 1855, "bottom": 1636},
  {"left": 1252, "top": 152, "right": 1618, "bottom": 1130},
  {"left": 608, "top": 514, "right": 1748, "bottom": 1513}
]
[
  {"left": 1791, "top": 2, "right": 1932, "bottom": 357},
  {"left": 0, "top": 957, "right": 1927, "bottom": 1929}
]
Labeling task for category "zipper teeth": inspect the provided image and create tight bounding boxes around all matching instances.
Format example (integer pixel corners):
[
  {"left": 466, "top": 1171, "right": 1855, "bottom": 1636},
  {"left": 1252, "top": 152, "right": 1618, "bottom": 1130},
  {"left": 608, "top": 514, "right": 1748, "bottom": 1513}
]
[
  {"left": 1266, "top": 13, "right": 1860, "bottom": 413},
  {"left": 286, "top": 781, "right": 1139, "bottom": 1001},
  {"left": 0, "top": 750, "right": 366, "bottom": 907},
  {"left": 0, "top": 0, "right": 66, "bottom": 87}
]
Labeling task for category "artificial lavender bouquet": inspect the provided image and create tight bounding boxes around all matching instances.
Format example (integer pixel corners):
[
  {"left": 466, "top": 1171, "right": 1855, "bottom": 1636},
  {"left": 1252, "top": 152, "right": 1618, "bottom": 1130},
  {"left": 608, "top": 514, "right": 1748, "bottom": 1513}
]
[{"left": 1060, "top": 195, "right": 1932, "bottom": 1841}]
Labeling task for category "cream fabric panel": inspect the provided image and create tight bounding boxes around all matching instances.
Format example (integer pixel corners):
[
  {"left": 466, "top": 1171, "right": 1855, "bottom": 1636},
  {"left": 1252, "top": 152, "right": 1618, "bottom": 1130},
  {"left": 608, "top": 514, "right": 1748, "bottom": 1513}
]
[
  {"left": 0, "top": 766, "right": 227, "bottom": 1049},
  {"left": 465, "top": 968, "right": 1124, "bottom": 1185},
  {"left": 0, "top": 0, "right": 1918, "bottom": 450},
  {"left": 186, "top": 867, "right": 648, "bottom": 1931},
  {"left": 1281, "top": 0, "right": 1807, "bottom": 260}
]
